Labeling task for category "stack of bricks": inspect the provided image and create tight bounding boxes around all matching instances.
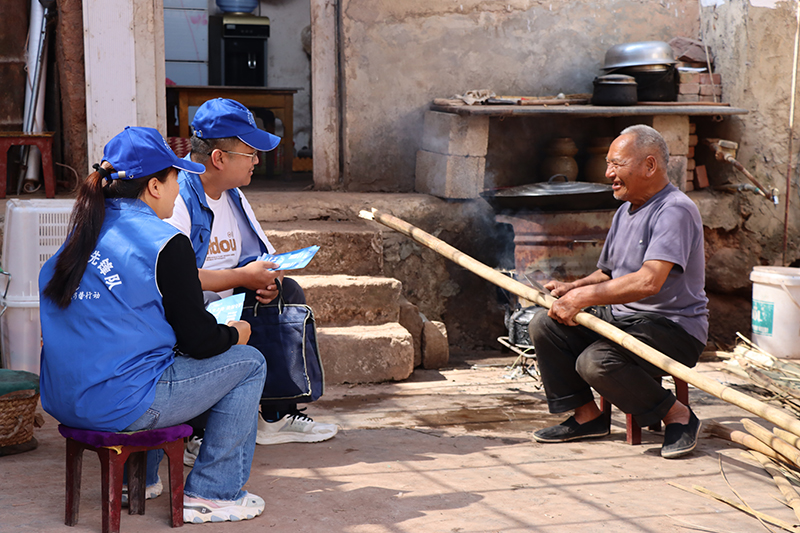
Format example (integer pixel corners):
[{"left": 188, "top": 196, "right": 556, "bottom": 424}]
[
  {"left": 677, "top": 72, "right": 723, "bottom": 103},
  {"left": 415, "top": 111, "right": 489, "bottom": 199},
  {"left": 683, "top": 122, "right": 709, "bottom": 192}
]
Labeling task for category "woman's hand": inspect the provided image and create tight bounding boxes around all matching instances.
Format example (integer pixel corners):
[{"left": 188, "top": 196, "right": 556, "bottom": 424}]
[{"left": 228, "top": 320, "right": 252, "bottom": 345}]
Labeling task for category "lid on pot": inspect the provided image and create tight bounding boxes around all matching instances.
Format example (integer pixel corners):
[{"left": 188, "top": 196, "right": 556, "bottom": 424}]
[
  {"left": 602, "top": 41, "right": 677, "bottom": 70},
  {"left": 492, "top": 177, "right": 614, "bottom": 198},
  {"left": 594, "top": 74, "right": 637, "bottom": 85}
]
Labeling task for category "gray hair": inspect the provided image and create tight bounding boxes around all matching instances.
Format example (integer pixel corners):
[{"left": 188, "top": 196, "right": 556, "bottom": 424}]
[
  {"left": 620, "top": 124, "right": 669, "bottom": 169},
  {"left": 190, "top": 135, "right": 239, "bottom": 164}
]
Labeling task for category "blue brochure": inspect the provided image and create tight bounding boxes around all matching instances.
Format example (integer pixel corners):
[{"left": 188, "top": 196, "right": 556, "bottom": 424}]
[
  {"left": 206, "top": 293, "right": 245, "bottom": 324},
  {"left": 258, "top": 245, "right": 320, "bottom": 271}
]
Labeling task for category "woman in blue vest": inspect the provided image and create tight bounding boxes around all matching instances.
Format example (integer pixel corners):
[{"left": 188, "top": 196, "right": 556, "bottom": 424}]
[{"left": 39, "top": 126, "right": 267, "bottom": 524}]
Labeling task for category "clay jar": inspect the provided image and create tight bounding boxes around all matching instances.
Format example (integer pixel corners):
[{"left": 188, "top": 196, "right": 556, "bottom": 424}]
[
  {"left": 540, "top": 137, "right": 579, "bottom": 181},
  {"left": 584, "top": 137, "right": 613, "bottom": 183}
]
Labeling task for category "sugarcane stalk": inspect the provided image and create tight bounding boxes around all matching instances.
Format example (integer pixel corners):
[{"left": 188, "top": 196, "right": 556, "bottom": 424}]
[
  {"left": 750, "top": 450, "right": 800, "bottom": 523},
  {"left": 707, "top": 422, "right": 795, "bottom": 466},
  {"left": 360, "top": 208, "right": 800, "bottom": 438}
]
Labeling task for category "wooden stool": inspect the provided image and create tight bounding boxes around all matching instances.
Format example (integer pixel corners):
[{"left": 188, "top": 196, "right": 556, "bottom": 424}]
[
  {"left": 0, "top": 132, "right": 56, "bottom": 198},
  {"left": 601, "top": 377, "right": 689, "bottom": 445},
  {"left": 58, "top": 423, "right": 192, "bottom": 533}
]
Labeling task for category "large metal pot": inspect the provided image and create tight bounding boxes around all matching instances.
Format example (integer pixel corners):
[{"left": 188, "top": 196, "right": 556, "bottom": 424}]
[
  {"left": 591, "top": 74, "right": 637, "bottom": 106},
  {"left": 481, "top": 175, "right": 621, "bottom": 212},
  {"left": 602, "top": 41, "right": 677, "bottom": 70}
]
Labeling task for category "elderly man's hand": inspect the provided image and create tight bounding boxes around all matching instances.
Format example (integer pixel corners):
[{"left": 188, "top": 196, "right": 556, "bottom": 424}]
[
  {"left": 547, "top": 290, "right": 585, "bottom": 326},
  {"left": 545, "top": 280, "right": 576, "bottom": 298}
]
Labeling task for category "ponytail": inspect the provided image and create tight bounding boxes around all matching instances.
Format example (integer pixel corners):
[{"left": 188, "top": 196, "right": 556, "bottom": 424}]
[{"left": 42, "top": 164, "right": 172, "bottom": 308}]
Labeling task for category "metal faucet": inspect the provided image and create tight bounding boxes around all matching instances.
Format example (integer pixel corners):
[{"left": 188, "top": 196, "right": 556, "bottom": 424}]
[{"left": 706, "top": 138, "right": 779, "bottom": 205}]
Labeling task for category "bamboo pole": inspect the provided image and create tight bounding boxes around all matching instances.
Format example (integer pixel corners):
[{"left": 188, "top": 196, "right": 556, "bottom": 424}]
[
  {"left": 750, "top": 450, "right": 800, "bottom": 523},
  {"left": 360, "top": 208, "right": 800, "bottom": 438},
  {"left": 743, "top": 419, "right": 800, "bottom": 468},
  {"left": 707, "top": 422, "right": 795, "bottom": 466},
  {"left": 775, "top": 427, "right": 800, "bottom": 450}
]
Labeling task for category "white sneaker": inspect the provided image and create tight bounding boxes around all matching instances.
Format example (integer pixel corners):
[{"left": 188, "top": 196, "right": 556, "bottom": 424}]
[
  {"left": 184, "top": 436, "right": 202, "bottom": 467},
  {"left": 256, "top": 411, "right": 338, "bottom": 445},
  {"left": 184, "top": 491, "right": 265, "bottom": 523},
  {"left": 121, "top": 477, "right": 162, "bottom": 507}
]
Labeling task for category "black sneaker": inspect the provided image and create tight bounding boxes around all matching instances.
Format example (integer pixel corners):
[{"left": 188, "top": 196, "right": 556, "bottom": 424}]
[
  {"left": 661, "top": 409, "right": 701, "bottom": 459},
  {"left": 533, "top": 415, "right": 610, "bottom": 443}
]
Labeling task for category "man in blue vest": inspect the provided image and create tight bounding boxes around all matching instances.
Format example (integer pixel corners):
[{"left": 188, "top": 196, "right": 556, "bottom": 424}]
[{"left": 165, "top": 98, "right": 337, "bottom": 465}]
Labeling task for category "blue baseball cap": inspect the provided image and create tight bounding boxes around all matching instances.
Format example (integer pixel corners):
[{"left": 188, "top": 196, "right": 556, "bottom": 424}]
[
  {"left": 191, "top": 98, "right": 281, "bottom": 152},
  {"left": 102, "top": 126, "right": 205, "bottom": 180}
]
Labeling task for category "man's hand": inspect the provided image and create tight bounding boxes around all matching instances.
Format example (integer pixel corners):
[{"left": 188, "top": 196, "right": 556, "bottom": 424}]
[
  {"left": 547, "top": 289, "right": 585, "bottom": 326},
  {"left": 238, "top": 260, "right": 280, "bottom": 292},
  {"left": 228, "top": 320, "right": 252, "bottom": 345},
  {"left": 255, "top": 270, "right": 285, "bottom": 304},
  {"left": 545, "top": 280, "right": 576, "bottom": 298}
]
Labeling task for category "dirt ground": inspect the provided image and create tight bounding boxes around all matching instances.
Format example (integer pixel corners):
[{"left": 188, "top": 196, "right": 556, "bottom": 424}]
[{"left": 3, "top": 351, "right": 799, "bottom": 533}]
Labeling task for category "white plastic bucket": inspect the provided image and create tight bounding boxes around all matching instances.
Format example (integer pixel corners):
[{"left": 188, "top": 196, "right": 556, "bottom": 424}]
[{"left": 750, "top": 266, "right": 800, "bottom": 359}]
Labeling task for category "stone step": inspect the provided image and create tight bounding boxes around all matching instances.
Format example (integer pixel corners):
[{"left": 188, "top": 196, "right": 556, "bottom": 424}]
[
  {"left": 263, "top": 220, "right": 383, "bottom": 276},
  {"left": 294, "top": 274, "right": 402, "bottom": 327},
  {"left": 318, "top": 323, "right": 414, "bottom": 384}
]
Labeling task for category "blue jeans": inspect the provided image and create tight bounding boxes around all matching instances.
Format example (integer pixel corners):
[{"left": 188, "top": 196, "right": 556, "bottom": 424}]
[{"left": 124, "top": 344, "right": 266, "bottom": 501}]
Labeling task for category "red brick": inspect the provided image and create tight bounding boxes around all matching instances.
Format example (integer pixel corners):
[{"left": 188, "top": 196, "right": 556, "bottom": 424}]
[
  {"left": 688, "top": 146, "right": 695, "bottom": 158},
  {"left": 699, "top": 73, "right": 722, "bottom": 85},
  {"left": 687, "top": 158, "right": 696, "bottom": 170},
  {"left": 678, "top": 94, "right": 701, "bottom": 103},
  {"left": 679, "top": 72, "right": 701, "bottom": 84},
  {"left": 685, "top": 175, "right": 695, "bottom": 191},
  {"left": 695, "top": 165, "right": 709, "bottom": 188},
  {"left": 689, "top": 122, "right": 697, "bottom": 134},
  {"left": 700, "top": 84, "right": 722, "bottom": 96},
  {"left": 699, "top": 95, "right": 717, "bottom": 102},
  {"left": 688, "top": 134, "right": 699, "bottom": 147},
  {"left": 679, "top": 83, "right": 700, "bottom": 95}
]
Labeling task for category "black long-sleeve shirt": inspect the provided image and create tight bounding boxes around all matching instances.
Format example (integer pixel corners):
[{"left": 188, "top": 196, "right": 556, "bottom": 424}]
[{"left": 156, "top": 234, "right": 239, "bottom": 358}]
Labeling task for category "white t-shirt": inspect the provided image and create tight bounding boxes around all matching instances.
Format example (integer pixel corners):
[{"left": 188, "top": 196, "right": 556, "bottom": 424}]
[{"left": 202, "top": 192, "right": 242, "bottom": 284}]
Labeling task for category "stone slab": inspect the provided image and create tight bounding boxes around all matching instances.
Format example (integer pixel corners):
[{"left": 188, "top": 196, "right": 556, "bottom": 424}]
[
  {"left": 295, "top": 274, "right": 402, "bottom": 326},
  {"left": 317, "top": 323, "right": 414, "bottom": 383},
  {"left": 265, "top": 220, "right": 383, "bottom": 276},
  {"left": 415, "top": 150, "right": 486, "bottom": 199},
  {"left": 398, "top": 296, "right": 423, "bottom": 367},
  {"left": 421, "top": 320, "right": 449, "bottom": 369},
  {"left": 422, "top": 111, "right": 489, "bottom": 157}
]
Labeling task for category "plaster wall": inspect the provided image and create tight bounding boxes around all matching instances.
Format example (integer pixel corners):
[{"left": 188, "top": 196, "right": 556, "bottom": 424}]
[
  {"left": 696, "top": 0, "right": 799, "bottom": 345},
  {"left": 339, "top": 0, "right": 700, "bottom": 191}
]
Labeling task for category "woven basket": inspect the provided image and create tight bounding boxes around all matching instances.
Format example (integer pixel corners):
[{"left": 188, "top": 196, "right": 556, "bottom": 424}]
[{"left": 0, "top": 389, "right": 39, "bottom": 447}]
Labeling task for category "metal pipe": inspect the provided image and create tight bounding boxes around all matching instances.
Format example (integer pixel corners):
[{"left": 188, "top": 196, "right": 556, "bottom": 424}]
[{"left": 360, "top": 208, "right": 800, "bottom": 438}]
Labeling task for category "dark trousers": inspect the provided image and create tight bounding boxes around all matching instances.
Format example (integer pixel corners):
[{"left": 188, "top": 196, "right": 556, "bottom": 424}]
[{"left": 529, "top": 306, "right": 704, "bottom": 427}]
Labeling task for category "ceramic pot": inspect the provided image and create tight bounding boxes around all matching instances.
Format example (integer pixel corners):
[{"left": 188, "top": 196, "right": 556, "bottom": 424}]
[
  {"left": 584, "top": 137, "right": 613, "bottom": 183},
  {"left": 540, "top": 137, "right": 579, "bottom": 181}
]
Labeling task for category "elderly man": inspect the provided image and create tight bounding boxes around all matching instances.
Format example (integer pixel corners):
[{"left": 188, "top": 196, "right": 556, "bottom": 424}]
[{"left": 530, "top": 124, "right": 708, "bottom": 459}]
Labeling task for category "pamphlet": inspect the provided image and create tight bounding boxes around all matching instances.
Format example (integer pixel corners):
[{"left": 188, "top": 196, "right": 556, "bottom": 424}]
[
  {"left": 257, "top": 245, "right": 320, "bottom": 271},
  {"left": 206, "top": 293, "right": 245, "bottom": 324}
]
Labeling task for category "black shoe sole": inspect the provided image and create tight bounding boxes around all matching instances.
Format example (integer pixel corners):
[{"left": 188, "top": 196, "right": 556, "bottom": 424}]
[{"left": 533, "top": 428, "right": 610, "bottom": 443}]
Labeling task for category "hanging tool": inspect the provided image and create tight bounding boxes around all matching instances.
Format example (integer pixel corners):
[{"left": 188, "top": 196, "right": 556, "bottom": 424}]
[{"left": 705, "top": 138, "right": 779, "bottom": 205}]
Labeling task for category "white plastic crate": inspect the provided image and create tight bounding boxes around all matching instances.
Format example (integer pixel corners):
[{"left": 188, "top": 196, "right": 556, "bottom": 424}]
[
  {"left": 2, "top": 199, "right": 75, "bottom": 300},
  {"left": 1, "top": 199, "right": 74, "bottom": 372}
]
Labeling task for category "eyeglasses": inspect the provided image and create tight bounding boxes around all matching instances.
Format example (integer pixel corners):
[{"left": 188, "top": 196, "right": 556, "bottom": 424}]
[{"left": 208, "top": 149, "right": 259, "bottom": 162}]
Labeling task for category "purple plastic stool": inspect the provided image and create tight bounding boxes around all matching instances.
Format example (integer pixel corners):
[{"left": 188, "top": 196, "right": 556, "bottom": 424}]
[{"left": 58, "top": 424, "right": 192, "bottom": 533}]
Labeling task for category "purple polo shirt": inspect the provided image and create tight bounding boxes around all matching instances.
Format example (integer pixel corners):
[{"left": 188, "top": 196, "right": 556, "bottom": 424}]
[{"left": 597, "top": 183, "right": 709, "bottom": 344}]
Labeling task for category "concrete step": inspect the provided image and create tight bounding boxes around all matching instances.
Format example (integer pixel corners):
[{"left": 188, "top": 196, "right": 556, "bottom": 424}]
[
  {"left": 294, "top": 274, "right": 402, "bottom": 327},
  {"left": 263, "top": 220, "right": 383, "bottom": 276},
  {"left": 318, "top": 323, "right": 414, "bottom": 384}
]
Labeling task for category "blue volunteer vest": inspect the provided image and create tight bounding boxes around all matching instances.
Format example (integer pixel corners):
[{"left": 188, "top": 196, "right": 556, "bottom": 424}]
[
  {"left": 39, "top": 198, "right": 180, "bottom": 431},
  {"left": 176, "top": 154, "right": 268, "bottom": 268}
]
